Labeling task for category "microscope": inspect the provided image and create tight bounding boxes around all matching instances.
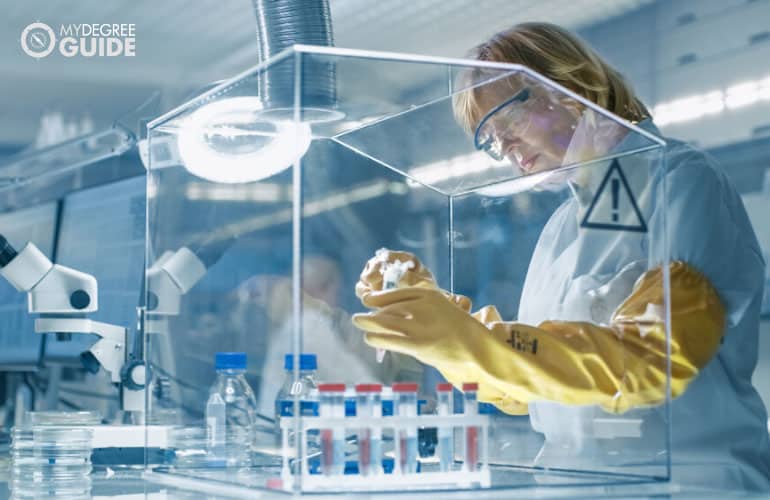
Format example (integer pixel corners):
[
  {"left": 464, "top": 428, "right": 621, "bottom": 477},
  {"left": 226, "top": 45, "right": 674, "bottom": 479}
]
[
  {"left": 0, "top": 234, "right": 181, "bottom": 461},
  {"left": 0, "top": 231, "right": 232, "bottom": 461},
  {"left": 144, "top": 247, "right": 206, "bottom": 334},
  {"left": 144, "top": 233, "right": 233, "bottom": 334},
  {"left": 0, "top": 234, "right": 145, "bottom": 413}
]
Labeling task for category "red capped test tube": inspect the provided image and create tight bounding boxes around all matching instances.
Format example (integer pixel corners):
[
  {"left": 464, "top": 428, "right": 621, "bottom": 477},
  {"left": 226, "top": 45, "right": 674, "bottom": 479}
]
[
  {"left": 318, "top": 383, "right": 346, "bottom": 476},
  {"left": 392, "top": 382, "right": 419, "bottom": 474},
  {"left": 462, "top": 382, "right": 479, "bottom": 473},
  {"left": 355, "top": 383, "right": 383, "bottom": 476},
  {"left": 436, "top": 383, "right": 454, "bottom": 472}
]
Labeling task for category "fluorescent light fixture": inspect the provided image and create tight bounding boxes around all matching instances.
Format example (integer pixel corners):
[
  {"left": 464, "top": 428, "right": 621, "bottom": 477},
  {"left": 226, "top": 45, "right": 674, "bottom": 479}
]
[
  {"left": 725, "top": 81, "right": 760, "bottom": 109},
  {"left": 760, "top": 77, "right": 770, "bottom": 101},
  {"left": 674, "top": 95, "right": 707, "bottom": 122},
  {"left": 177, "top": 97, "right": 312, "bottom": 184},
  {"left": 655, "top": 91, "right": 725, "bottom": 126},
  {"left": 200, "top": 180, "right": 407, "bottom": 236},
  {"left": 406, "top": 152, "right": 509, "bottom": 188},
  {"left": 303, "top": 180, "right": 392, "bottom": 217},
  {"left": 654, "top": 73, "right": 770, "bottom": 126},
  {"left": 652, "top": 103, "right": 671, "bottom": 126},
  {"left": 185, "top": 182, "right": 288, "bottom": 202},
  {"left": 701, "top": 91, "right": 725, "bottom": 115},
  {"left": 475, "top": 170, "right": 557, "bottom": 197}
]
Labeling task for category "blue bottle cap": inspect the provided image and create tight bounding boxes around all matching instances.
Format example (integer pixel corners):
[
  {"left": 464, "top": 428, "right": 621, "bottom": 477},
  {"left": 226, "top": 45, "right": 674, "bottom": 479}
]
[
  {"left": 215, "top": 352, "right": 247, "bottom": 371},
  {"left": 283, "top": 354, "right": 317, "bottom": 371}
]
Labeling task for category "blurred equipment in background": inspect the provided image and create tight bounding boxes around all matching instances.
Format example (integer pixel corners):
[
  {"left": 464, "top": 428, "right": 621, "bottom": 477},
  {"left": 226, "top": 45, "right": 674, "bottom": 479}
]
[{"left": 34, "top": 112, "right": 95, "bottom": 149}]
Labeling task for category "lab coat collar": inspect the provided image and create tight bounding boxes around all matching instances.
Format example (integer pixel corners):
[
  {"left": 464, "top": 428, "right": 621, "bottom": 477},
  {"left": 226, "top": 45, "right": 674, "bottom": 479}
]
[{"left": 568, "top": 117, "right": 662, "bottom": 210}]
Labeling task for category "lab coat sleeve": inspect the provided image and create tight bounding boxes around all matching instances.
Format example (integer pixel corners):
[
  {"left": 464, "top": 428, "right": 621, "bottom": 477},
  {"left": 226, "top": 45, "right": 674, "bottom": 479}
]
[
  {"left": 648, "top": 147, "right": 765, "bottom": 328},
  {"left": 474, "top": 260, "right": 724, "bottom": 415},
  {"left": 475, "top": 150, "right": 761, "bottom": 415}
]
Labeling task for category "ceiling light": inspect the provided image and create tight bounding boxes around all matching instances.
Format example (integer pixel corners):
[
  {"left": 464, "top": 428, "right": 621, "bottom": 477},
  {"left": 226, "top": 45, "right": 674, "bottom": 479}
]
[{"left": 725, "top": 81, "right": 760, "bottom": 109}]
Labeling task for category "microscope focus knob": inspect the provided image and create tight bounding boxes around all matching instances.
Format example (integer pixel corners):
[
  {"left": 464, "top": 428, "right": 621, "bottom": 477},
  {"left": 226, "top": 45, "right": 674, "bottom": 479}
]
[{"left": 122, "top": 361, "right": 147, "bottom": 391}]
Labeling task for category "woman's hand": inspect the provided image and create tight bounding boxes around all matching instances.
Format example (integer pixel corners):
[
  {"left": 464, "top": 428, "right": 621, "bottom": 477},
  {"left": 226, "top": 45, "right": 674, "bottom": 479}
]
[
  {"left": 355, "top": 250, "right": 437, "bottom": 298},
  {"left": 355, "top": 249, "right": 472, "bottom": 311},
  {"left": 352, "top": 287, "right": 528, "bottom": 415},
  {"left": 353, "top": 287, "right": 485, "bottom": 365}
]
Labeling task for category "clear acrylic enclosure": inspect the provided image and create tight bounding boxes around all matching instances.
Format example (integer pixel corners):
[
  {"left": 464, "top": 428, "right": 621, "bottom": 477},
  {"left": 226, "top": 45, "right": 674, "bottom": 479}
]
[{"left": 144, "top": 46, "right": 668, "bottom": 494}]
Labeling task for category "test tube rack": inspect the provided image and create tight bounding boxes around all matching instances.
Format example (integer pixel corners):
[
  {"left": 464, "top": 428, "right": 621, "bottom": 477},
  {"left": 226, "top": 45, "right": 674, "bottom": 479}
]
[{"left": 279, "top": 413, "right": 491, "bottom": 492}]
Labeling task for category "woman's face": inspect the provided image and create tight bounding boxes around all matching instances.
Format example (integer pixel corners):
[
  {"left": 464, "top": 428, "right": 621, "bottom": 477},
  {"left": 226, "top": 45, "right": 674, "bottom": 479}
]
[{"left": 475, "top": 86, "right": 580, "bottom": 174}]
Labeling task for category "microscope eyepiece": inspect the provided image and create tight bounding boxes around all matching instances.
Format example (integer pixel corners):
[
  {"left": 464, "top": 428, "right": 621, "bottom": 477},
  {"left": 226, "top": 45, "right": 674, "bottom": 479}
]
[{"left": 0, "top": 234, "right": 18, "bottom": 267}]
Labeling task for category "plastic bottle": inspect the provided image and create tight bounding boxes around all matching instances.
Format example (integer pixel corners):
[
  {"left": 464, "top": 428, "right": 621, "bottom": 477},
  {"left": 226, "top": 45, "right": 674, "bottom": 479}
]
[
  {"left": 208, "top": 352, "right": 258, "bottom": 467},
  {"left": 275, "top": 354, "right": 319, "bottom": 461},
  {"left": 206, "top": 393, "right": 226, "bottom": 460},
  {"left": 274, "top": 354, "right": 319, "bottom": 421}
]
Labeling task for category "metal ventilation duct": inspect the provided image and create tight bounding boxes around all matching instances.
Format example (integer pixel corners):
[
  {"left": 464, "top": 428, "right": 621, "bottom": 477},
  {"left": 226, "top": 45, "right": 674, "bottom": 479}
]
[{"left": 251, "top": 0, "right": 337, "bottom": 112}]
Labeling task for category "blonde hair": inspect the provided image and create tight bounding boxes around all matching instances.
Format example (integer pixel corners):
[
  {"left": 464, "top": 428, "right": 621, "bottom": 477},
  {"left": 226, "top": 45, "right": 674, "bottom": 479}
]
[{"left": 453, "top": 22, "right": 649, "bottom": 133}]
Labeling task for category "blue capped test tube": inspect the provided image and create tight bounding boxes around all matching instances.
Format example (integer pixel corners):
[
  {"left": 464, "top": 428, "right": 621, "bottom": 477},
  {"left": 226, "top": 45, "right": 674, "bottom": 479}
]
[
  {"left": 318, "top": 383, "right": 346, "bottom": 475},
  {"left": 393, "top": 382, "right": 419, "bottom": 474},
  {"left": 436, "top": 383, "right": 454, "bottom": 472},
  {"left": 355, "top": 383, "right": 383, "bottom": 476}
]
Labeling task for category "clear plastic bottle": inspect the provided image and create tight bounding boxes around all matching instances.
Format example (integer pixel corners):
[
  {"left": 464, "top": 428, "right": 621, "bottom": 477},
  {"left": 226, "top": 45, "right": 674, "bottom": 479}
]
[
  {"left": 275, "top": 353, "right": 319, "bottom": 461},
  {"left": 208, "top": 352, "right": 258, "bottom": 467},
  {"left": 274, "top": 354, "right": 319, "bottom": 421},
  {"left": 206, "top": 393, "right": 226, "bottom": 461}
]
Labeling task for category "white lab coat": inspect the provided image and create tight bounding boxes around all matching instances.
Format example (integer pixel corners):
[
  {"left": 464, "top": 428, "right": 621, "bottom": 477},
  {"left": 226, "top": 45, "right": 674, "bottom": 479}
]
[{"left": 520, "top": 120, "right": 770, "bottom": 491}]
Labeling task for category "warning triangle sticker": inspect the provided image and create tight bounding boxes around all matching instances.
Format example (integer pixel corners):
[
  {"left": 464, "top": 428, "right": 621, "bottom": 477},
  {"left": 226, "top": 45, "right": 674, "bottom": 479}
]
[{"left": 580, "top": 159, "right": 647, "bottom": 233}]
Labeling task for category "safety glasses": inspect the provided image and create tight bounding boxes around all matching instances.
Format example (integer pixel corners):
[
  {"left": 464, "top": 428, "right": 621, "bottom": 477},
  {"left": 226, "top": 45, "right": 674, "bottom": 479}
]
[{"left": 473, "top": 88, "right": 531, "bottom": 161}]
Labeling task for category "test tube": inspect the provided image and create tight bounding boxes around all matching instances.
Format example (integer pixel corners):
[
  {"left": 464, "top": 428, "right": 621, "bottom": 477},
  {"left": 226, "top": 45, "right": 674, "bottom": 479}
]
[
  {"left": 392, "top": 382, "right": 419, "bottom": 474},
  {"left": 436, "top": 383, "right": 454, "bottom": 472},
  {"left": 355, "top": 383, "right": 383, "bottom": 476},
  {"left": 318, "top": 383, "right": 346, "bottom": 476},
  {"left": 462, "top": 383, "right": 479, "bottom": 473},
  {"left": 375, "top": 250, "right": 414, "bottom": 364}
]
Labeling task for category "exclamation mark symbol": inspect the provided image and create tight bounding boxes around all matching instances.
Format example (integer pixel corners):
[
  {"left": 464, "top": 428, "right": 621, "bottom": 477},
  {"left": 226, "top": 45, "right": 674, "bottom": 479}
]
[{"left": 611, "top": 178, "right": 620, "bottom": 222}]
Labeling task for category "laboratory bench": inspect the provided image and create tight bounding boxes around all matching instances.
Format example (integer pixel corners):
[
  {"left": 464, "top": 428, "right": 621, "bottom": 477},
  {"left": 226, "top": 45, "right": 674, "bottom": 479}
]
[{"left": 1, "top": 458, "right": 769, "bottom": 500}]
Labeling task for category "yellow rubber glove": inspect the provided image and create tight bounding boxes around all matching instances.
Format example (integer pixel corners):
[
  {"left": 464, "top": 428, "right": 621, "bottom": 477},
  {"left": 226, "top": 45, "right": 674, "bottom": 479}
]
[
  {"left": 355, "top": 250, "right": 436, "bottom": 297},
  {"left": 353, "top": 261, "right": 725, "bottom": 415},
  {"left": 353, "top": 287, "right": 530, "bottom": 414},
  {"left": 355, "top": 249, "right": 472, "bottom": 311},
  {"left": 457, "top": 303, "right": 530, "bottom": 415}
]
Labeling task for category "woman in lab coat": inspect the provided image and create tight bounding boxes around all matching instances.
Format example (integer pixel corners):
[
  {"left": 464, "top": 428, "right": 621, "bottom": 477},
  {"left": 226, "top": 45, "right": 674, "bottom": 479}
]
[{"left": 353, "top": 22, "right": 770, "bottom": 490}]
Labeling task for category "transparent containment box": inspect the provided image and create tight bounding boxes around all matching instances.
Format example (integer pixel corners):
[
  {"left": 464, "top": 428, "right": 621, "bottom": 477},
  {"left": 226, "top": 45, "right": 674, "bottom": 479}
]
[{"left": 144, "top": 45, "right": 670, "bottom": 495}]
